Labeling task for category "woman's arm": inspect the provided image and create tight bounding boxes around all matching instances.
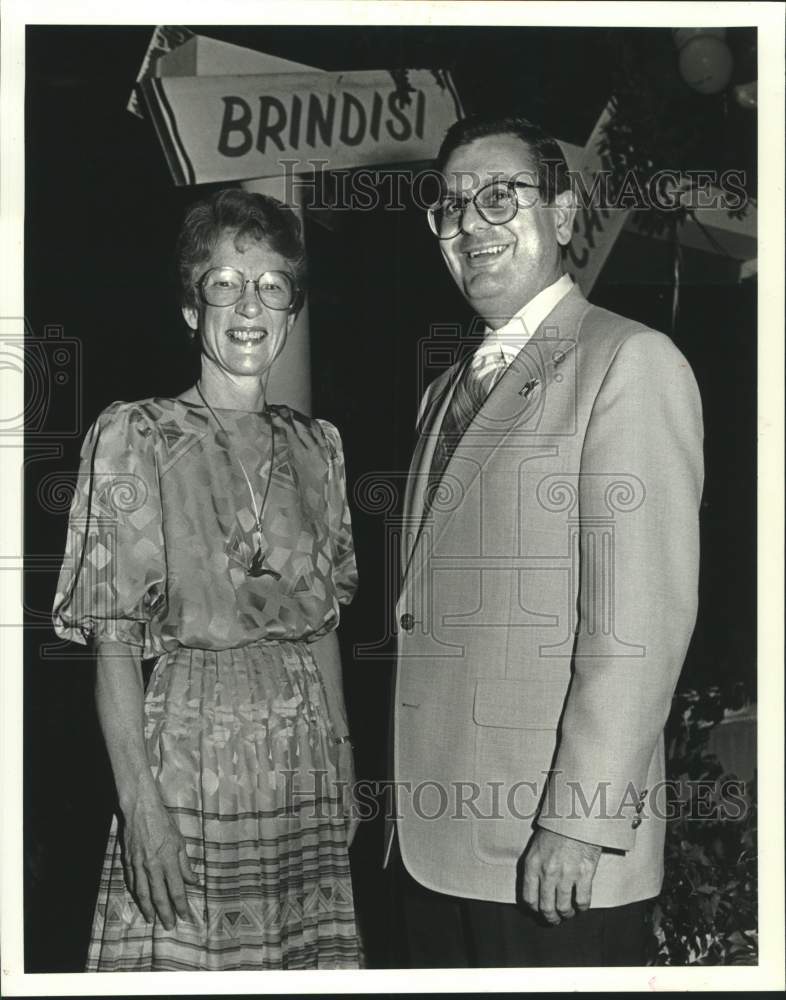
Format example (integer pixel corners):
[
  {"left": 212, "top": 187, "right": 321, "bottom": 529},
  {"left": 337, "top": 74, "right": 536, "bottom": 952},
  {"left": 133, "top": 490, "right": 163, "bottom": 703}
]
[
  {"left": 95, "top": 639, "right": 198, "bottom": 927},
  {"left": 311, "top": 631, "right": 358, "bottom": 845},
  {"left": 311, "top": 631, "right": 349, "bottom": 737}
]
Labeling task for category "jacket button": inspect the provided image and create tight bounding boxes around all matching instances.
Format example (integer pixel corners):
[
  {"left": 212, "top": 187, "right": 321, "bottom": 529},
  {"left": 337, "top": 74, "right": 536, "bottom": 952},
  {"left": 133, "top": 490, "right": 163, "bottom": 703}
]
[
  {"left": 635, "top": 802, "right": 644, "bottom": 814},
  {"left": 400, "top": 613, "right": 415, "bottom": 632},
  {"left": 631, "top": 816, "right": 642, "bottom": 829}
]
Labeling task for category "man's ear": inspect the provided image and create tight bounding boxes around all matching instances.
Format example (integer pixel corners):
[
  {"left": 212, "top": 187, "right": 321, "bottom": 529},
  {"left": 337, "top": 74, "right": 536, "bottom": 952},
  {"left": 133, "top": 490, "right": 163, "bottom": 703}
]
[
  {"left": 182, "top": 304, "right": 199, "bottom": 333},
  {"left": 553, "top": 188, "right": 577, "bottom": 247}
]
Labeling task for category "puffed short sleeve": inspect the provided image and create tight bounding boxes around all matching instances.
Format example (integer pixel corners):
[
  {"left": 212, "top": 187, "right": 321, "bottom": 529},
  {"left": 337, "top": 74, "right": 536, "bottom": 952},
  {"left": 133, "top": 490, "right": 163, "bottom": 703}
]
[
  {"left": 318, "top": 420, "right": 358, "bottom": 606},
  {"left": 52, "top": 402, "right": 167, "bottom": 657}
]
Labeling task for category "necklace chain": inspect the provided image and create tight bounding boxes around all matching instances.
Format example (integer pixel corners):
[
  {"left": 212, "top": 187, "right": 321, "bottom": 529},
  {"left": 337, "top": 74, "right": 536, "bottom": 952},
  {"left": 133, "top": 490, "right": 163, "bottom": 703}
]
[{"left": 195, "top": 383, "right": 279, "bottom": 578}]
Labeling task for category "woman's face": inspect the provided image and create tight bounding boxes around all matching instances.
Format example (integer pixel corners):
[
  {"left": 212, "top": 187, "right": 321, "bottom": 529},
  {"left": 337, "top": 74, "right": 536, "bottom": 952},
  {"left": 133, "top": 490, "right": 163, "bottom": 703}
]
[{"left": 182, "top": 230, "right": 296, "bottom": 382}]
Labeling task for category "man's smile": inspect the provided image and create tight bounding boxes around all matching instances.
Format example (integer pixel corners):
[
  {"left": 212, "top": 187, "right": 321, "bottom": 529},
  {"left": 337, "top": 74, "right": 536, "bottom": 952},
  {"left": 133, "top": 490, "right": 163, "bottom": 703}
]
[{"left": 461, "top": 242, "right": 512, "bottom": 266}]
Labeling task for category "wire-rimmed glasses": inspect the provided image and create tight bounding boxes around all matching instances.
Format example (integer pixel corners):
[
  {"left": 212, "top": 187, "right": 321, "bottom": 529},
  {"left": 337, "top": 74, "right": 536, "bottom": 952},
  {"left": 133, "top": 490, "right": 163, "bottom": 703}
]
[
  {"left": 197, "top": 267, "right": 298, "bottom": 310},
  {"left": 427, "top": 178, "right": 541, "bottom": 240}
]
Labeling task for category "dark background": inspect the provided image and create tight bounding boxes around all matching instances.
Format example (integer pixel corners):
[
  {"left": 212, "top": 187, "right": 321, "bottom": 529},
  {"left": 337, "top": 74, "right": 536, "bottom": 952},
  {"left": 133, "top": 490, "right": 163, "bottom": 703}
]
[{"left": 24, "top": 25, "right": 756, "bottom": 971}]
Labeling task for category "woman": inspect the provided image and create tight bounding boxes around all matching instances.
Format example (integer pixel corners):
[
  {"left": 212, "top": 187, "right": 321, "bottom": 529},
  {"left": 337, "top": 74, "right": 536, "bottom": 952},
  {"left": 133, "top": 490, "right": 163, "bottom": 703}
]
[{"left": 53, "top": 188, "right": 361, "bottom": 970}]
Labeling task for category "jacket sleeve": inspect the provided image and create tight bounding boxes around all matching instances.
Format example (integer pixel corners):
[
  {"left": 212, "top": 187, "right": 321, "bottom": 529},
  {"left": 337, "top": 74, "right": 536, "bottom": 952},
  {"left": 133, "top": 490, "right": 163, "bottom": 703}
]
[{"left": 536, "top": 330, "right": 704, "bottom": 850}]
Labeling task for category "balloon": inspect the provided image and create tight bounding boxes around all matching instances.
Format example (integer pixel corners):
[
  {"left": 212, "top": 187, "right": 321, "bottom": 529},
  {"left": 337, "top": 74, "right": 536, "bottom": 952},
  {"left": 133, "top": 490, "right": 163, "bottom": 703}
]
[
  {"left": 678, "top": 36, "right": 734, "bottom": 95},
  {"left": 673, "top": 27, "right": 727, "bottom": 51},
  {"left": 734, "top": 80, "right": 757, "bottom": 109}
]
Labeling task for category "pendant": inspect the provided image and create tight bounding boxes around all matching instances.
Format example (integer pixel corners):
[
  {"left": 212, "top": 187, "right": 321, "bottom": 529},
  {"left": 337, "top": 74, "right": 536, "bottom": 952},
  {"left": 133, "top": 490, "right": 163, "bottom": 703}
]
[{"left": 249, "top": 546, "right": 281, "bottom": 579}]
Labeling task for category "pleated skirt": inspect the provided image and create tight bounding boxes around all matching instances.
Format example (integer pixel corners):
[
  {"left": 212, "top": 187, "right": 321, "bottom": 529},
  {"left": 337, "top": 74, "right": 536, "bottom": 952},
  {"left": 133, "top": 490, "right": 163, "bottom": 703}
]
[{"left": 86, "top": 639, "right": 362, "bottom": 971}]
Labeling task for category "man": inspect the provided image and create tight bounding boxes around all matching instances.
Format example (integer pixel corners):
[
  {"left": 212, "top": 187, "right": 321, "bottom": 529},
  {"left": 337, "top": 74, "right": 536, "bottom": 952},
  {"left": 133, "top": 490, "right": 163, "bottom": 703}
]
[{"left": 387, "top": 114, "right": 704, "bottom": 967}]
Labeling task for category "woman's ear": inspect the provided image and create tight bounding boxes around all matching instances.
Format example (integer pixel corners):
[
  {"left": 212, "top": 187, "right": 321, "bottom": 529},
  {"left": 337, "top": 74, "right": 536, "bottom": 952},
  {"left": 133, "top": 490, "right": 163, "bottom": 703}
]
[
  {"left": 289, "top": 287, "right": 305, "bottom": 317},
  {"left": 182, "top": 304, "right": 199, "bottom": 333}
]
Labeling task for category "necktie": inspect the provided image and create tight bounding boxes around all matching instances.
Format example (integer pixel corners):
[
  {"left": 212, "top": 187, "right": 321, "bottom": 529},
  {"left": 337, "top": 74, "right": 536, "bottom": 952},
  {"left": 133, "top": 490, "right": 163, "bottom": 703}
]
[{"left": 426, "top": 347, "right": 509, "bottom": 510}]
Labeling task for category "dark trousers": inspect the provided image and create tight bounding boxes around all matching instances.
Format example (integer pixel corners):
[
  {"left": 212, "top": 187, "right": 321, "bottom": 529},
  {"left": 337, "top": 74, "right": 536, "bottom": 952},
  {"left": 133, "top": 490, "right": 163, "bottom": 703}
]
[{"left": 390, "top": 847, "right": 652, "bottom": 968}]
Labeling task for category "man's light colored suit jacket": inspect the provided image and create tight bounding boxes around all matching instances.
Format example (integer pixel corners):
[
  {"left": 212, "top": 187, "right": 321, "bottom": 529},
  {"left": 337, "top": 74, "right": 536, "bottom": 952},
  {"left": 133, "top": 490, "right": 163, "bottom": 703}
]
[{"left": 389, "top": 283, "right": 704, "bottom": 908}]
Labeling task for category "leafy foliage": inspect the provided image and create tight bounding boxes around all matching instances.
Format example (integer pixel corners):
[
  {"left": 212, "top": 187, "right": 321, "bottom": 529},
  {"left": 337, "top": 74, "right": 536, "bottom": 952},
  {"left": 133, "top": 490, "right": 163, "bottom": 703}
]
[
  {"left": 648, "top": 687, "right": 758, "bottom": 965},
  {"left": 599, "top": 30, "right": 757, "bottom": 237}
]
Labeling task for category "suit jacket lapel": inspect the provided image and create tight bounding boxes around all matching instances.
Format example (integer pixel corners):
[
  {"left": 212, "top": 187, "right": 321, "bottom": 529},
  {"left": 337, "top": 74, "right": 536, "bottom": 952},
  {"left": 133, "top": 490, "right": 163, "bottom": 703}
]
[
  {"left": 401, "top": 364, "right": 462, "bottom": 577},
  {"left": 401, "top": 284, "right": 589, "bottom": 588}
]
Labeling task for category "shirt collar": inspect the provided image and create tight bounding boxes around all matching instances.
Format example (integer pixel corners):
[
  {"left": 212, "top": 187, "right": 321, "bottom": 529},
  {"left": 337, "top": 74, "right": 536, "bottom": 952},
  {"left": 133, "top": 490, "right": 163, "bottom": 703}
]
[{"left": 477, "top": 273, "right": 574, "bottom": 365}]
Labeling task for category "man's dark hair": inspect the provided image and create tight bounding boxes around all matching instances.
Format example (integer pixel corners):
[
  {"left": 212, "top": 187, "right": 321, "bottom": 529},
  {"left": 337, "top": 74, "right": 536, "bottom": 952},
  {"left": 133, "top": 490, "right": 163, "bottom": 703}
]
[
  {"left": 177, "top": 188, "right": 306, "bottom": 312},
  {"left": 435, "top": 113, "right": 571, "bottom": 204}
]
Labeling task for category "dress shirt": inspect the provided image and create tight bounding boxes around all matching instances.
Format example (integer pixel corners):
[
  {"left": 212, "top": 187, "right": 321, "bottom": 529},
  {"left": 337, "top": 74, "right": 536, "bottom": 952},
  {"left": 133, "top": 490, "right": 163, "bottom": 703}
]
[{"left": 472, "top": 273, "right": 574, "bottom": 376}]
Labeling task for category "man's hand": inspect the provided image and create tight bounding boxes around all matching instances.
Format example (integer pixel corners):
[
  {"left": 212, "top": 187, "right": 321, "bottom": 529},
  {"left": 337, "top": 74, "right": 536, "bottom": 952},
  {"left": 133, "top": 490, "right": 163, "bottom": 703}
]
[{"left": 521, "top": 828, "right": 602, "bottom": 925}]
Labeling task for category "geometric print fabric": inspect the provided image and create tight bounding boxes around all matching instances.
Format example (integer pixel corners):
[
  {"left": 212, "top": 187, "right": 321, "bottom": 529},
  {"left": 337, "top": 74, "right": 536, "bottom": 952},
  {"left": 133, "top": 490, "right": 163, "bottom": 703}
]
[
  {"left": 86, "top": 641, "right": 361, "bottom": 970},
  {"left": 53, "top": 397, "right": 358, "bottom": 655},
  {"left": 53, "top": 397, "right": 361, "bottom": 969}
]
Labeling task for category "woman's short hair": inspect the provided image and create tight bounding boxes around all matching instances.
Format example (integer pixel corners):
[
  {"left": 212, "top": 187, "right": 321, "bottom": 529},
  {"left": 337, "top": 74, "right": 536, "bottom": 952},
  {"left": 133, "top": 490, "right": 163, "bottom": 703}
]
[
  {"left": 177, "top": 188, "right": 306, "bottom": 312},
  {"left": 435, "top": 113, "right": 571, "bottom": 205}
]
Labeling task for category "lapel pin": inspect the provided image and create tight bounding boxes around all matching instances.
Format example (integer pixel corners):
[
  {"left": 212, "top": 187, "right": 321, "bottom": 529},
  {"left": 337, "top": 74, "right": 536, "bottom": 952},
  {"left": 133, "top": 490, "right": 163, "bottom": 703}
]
[{"left": 519, "top": 378, "right": 540, "bottom": 398}]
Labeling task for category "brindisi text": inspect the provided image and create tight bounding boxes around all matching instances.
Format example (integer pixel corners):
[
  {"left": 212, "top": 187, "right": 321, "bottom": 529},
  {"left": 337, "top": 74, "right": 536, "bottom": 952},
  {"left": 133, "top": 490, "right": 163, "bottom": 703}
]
[{"left": 217, "top": 89, "right": 428, "bottom": 157}]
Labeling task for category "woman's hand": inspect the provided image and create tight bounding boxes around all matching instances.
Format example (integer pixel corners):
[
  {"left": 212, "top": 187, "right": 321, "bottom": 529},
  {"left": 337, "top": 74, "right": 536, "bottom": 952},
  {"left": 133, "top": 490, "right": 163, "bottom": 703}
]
[
  {"left": 120, "top": 790, "right": 200, "bottom": 930},
  {"left": 94, "top": 641, "right": 200, "bottom": 930}
]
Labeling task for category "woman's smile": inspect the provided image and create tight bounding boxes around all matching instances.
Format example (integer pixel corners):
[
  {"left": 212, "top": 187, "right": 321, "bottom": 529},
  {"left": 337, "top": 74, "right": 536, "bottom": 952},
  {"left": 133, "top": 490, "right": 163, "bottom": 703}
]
[{"left": 225, "top": 326, "right": 269, "bottom": 344}]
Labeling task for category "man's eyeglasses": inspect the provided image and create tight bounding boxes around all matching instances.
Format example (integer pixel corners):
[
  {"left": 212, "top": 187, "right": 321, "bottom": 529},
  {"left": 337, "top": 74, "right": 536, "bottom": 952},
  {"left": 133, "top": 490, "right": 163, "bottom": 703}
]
[
  {"left": 197, "top": 267, "right": 298, "bottom": 310},
  {"left": 427, "top": 179, "right": 541, "bottom": 240}
]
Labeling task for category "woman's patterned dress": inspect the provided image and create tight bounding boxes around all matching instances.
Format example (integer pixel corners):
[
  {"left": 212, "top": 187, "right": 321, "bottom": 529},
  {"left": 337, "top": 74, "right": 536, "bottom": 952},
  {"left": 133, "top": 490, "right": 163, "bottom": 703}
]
[{"left": 53, "top": 398, "right": 361, "bottom": 970}]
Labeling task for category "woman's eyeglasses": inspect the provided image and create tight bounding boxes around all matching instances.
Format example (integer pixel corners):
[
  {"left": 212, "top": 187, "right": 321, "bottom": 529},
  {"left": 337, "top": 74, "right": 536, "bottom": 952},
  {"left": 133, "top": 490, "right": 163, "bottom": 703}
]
[{"left": 197, "top": 267, "right": 297, "bottom": 310}]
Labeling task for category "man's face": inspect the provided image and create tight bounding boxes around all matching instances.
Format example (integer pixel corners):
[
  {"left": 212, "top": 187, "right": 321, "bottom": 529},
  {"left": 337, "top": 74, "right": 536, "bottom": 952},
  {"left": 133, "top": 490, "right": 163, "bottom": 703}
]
[{"left": 438, "top": 134, "right": 575, "bottom": 328}]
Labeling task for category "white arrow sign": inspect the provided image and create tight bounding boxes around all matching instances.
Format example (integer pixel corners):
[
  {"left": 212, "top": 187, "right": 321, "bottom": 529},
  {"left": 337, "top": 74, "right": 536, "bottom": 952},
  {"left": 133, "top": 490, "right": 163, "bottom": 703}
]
[{"left": 140, "top": 66, "right": 462, "bottom": 186}]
